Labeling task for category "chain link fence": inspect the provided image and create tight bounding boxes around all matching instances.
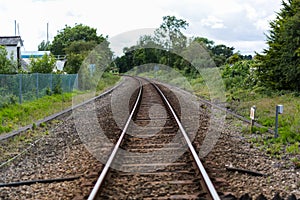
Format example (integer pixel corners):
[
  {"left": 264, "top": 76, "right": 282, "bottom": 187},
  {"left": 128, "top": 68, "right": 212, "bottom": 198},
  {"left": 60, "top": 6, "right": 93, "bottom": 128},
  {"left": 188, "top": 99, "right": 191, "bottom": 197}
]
[{"left": 0, "top": 73, "right": 78, "bottom": 107}]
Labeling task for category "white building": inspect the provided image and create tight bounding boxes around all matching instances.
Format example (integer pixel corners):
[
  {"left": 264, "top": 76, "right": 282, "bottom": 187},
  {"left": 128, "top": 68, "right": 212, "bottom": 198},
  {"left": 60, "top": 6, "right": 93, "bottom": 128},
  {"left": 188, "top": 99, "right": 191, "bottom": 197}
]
[
  {"left": 22, "top": 51, "right": 66, "bottom": 72},
  {"left": 0, "top": 36, "right": 23, "bottom": 64},
  {"left": 0, "top": 36, "right": 67, "bottom": 72}
]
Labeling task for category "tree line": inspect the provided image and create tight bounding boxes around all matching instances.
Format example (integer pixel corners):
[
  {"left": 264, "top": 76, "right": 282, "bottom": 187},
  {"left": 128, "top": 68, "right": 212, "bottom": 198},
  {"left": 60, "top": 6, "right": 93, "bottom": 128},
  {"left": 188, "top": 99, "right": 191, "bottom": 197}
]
[{"left": 0, "top": 0, "right": 298, "bottom": 92}]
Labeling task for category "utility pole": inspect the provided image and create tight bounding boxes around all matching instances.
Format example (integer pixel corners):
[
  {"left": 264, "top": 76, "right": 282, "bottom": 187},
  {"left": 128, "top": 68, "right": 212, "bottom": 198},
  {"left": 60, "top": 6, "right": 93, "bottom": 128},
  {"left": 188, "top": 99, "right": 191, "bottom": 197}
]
[
  {"left": 47, "top": 22, "right": 49, "bottom": 43},
  {"left": 14, "top": 20, "right": 17, "bottom": 36},
  {"left": 17, "top": 23, "right": 20, "bottom": 35}
]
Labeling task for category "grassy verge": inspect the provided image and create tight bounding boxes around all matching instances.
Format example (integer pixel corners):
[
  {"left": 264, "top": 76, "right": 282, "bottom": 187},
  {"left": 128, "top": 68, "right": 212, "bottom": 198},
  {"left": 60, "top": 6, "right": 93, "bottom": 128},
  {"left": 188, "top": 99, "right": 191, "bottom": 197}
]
[
  {"left": 0, "top": 73, "right": 120, "bottom": 135},
  {"left": 227, "top": 89, "right": 300, "bottom": 158},
  {"left": 0, "top": 92, "right": 77, "bottom": 133},
  {"left": 96, "top": 72, "right": 120, "bottom": 92},
  {"left": 190, "top": 77, "right": 300, "bottom": 161}
]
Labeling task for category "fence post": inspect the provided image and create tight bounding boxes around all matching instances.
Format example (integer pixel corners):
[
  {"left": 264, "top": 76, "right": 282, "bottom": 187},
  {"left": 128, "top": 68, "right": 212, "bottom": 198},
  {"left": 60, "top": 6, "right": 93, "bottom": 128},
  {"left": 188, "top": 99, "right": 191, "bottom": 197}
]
[
  {"left": 19, "top": 74, "right": 22, "bottom": 104},
  {"left": 36, "top": 73, "right": 39, "bottom": 99},
  {"left": 69, "top": 75, "right": 72, "bottom": 92},
  {"left": 75, "top": 74, "right": 79, "bottom": 90},
  {"left": 50, "top": 73, "right": 53, "bottom": 91}
]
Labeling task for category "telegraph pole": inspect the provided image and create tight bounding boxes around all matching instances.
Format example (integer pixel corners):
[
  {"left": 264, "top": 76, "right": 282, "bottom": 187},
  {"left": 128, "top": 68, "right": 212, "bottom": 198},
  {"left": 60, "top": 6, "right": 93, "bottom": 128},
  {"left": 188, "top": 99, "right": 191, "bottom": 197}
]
[
  {"left": 47, "top": 23, "right": 49, "bottom": 43},
  {"left": 14, "top": 20, "right": 17, "bottom": 36}
]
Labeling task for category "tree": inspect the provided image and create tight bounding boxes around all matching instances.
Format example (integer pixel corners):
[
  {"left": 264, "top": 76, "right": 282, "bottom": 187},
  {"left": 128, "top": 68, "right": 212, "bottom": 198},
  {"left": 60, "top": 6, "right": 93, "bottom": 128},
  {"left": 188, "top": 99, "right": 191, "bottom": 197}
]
[
  {"left": 154, "top": 16, "right": 189, "bottom": 69},
  {"left": 114, "top": 15, "right": 236, "bottom": 76},
  {"left": 114, "top": 16, "right": 190, "bottom": 73},
  {"left": 63, "top": 40, "right": 98, "bottom": 74},
  {"left": 115, "top": 47, "right": 135, "bottom": 73},
  {"left": 192, "top": 37, "right": 234, "bottom": 67},
  {"left": 155, "top": 15, "right": 189, "bottom": 52},
  {"left": 30, "top": 53, "right": 56, "bottom": 73},
  {"left": 77, "top": 40, "right": 113, "bottom": 90},
  {"left": 256, "top": 0, "right": 300, "bottom": 91},
  {"left": 114, "top": 34, "right": 164, "bottom": 73},
  {"left": 0, "top": 46, "right": 17, "bottom": 74},
  {"left": 211, "top": 44, "right": 234, "bottom": 67},
  {"left": 49, "top": 24, "right": 112, "bottom": 74},
  {"left": 50, "top": 24, "right": 106, "bottom": 56},
  {"left": 38, "top": 40, "right": 51, "bottom": 51},
  {"left": 227, "top": 53, "right": 241, "bottom": 65},
  {"left": 221, "top": 60, "right": 257, "bottom": 90},
  {"left": 193, "top": 37, "right": 215, "bottom": 50}
]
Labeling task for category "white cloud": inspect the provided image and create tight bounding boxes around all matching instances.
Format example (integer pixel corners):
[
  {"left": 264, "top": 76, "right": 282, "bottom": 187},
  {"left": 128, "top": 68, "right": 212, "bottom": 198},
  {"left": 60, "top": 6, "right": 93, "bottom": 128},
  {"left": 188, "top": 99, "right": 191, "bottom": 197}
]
[
  {"left": 214, "top": 39, "right": 268, "bottom": 55},
  {"left": 0, "top": 0, "right": 282, "bottom": 55},
  {"left": 201, "top": 16, "right": 226, "bottom": 29},
  {"left": 243, "top": 4, "right": 259, "bottom": 21},
  {"left": 109, "top": 28, "right": 156, "bottom": 56}
]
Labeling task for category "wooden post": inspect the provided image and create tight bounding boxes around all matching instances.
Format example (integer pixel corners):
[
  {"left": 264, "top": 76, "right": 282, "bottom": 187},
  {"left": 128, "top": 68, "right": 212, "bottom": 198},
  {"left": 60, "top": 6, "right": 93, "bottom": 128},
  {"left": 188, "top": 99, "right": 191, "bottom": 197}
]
[{"left": 250, "top": 106, "right": 256, "bottom": 133}]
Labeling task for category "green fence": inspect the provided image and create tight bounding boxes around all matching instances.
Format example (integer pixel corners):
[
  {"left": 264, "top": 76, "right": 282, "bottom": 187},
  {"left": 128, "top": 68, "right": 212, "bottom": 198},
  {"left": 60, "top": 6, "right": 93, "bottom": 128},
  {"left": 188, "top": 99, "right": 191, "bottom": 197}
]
[{"left": 0, "top": 73, "right": 78, "bottom": 107}]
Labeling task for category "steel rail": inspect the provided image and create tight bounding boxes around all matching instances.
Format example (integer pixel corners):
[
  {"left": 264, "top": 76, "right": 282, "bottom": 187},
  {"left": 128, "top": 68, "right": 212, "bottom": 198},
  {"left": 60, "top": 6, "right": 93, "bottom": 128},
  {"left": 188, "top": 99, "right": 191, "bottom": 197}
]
[
  {"left": 151, "top": 81, "right": 220, "bottom": 200},
  {"left": 159, "top": 81, "right": 275, "bottom": 134},
  {"left": 87, "top": 78, "right": 143, "bottom": 200}
]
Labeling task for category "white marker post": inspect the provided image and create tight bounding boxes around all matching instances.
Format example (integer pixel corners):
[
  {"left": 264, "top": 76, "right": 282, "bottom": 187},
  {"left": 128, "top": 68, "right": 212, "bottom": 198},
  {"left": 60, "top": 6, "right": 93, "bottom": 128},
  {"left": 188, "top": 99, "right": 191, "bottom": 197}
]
[
  {"left": 250, "top": 106, "right": 256, "bottom": 133},
  {"left": 275, "top": 105, "right": 283, "bottom": 138}
]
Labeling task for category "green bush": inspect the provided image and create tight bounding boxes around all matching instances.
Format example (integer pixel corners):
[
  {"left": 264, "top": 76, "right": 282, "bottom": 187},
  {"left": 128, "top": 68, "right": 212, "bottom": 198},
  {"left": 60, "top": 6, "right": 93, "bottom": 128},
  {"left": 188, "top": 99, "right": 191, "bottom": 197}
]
[
  {"left": 45, "top": 87, "right": 52, "bottom": 96},
  {"left": 53, "top": 76, "right": 62, "bottom": 94},
  {"left": 29, "top": 53, "right": 56, "bottom": 73},
  {"left": 0, "top": 94, "right": 18, "bottom": 108},
  {"left": 96, "top": 72, "right": 120, "bottom": 92},
  {"left": 221, "top": 60, "right": 258, "bottom": 91}
]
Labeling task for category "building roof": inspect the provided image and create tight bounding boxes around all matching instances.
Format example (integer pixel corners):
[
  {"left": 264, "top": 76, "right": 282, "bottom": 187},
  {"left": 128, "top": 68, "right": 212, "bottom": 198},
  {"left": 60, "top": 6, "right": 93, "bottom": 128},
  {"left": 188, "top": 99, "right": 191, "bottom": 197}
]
[{"left": 0, "top": 36, "right": 23, "bottom": 46}]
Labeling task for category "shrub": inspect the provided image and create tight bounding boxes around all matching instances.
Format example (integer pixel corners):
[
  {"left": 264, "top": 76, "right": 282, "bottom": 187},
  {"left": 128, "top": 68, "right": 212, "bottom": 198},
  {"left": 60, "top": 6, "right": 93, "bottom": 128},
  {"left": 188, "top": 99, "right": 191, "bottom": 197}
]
[
  {"left": 45, "top": 87, "right": 52, "bottom": 96},
  {"left": 0, "top": 94, "right": 18, "bottom": 108}
]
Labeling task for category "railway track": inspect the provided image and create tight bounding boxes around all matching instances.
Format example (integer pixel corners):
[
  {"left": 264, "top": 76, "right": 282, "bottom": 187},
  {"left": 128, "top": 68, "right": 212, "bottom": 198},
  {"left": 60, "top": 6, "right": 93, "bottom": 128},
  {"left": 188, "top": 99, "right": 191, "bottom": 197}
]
[
  {"left": 88, "top": 77, "right": 220, "bottom": 199},
  {"left": 1, "top": 75, "right": 299, "bottom": 199}
]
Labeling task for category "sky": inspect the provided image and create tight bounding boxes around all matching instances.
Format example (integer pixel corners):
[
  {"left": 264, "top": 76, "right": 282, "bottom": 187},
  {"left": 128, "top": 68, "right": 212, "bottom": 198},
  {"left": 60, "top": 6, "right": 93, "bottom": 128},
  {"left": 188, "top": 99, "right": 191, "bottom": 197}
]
[{"left": 0, "top": 0, "right": 283, "bottom": 56}]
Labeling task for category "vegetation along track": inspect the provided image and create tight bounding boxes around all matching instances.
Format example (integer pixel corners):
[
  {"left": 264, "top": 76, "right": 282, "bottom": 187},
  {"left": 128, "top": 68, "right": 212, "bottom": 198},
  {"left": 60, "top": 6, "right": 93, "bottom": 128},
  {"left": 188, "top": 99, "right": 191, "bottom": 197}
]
[{"left": 88, "top": 77, "right": 220, "bottom": 200}]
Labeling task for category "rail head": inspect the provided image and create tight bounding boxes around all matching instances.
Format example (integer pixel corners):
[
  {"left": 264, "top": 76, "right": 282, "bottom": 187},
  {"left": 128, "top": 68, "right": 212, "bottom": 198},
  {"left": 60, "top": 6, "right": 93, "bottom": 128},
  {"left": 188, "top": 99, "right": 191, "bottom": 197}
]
[
  {"left": 87, "top": 78, "right": 143, "bottom": 200},
  {"left": 150, "top": 81, "right": 220, "bottom": 200}
]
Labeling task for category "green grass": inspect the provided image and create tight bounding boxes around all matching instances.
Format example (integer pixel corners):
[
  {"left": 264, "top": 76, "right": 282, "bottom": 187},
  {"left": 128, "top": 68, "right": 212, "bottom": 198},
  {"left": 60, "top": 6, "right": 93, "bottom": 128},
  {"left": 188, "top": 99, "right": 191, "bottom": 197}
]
[
  {"left": 185, "top": 73, "right": 300, "bottom": 157},
  {"left": 96, "top": 72, "right": 120, "bottom": 92},
  {"left": 0, "top": 73, "right": 120, "bottom": 135},
  {"left": 229, "top": 90, "right": 300, "bottom": 144},
  {"left": 0, "top": 92, "right": 78, "bottom": 134},
  {"left": 286, "top": 142, "right": 300, "bottom": 154}
]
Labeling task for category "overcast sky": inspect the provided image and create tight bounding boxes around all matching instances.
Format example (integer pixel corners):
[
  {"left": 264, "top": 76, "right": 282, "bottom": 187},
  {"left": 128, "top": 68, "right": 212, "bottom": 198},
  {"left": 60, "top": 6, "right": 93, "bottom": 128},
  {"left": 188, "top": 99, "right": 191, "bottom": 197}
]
[{"left": 0, "top": 0, "right": 282, "bottom": 56}]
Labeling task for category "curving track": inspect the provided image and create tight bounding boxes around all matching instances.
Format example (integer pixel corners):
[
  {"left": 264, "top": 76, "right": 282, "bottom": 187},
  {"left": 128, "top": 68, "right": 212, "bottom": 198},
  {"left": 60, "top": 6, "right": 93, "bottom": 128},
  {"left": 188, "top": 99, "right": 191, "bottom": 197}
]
[{"left": 88, "top": 77, "right": 220, "bottom": 200}]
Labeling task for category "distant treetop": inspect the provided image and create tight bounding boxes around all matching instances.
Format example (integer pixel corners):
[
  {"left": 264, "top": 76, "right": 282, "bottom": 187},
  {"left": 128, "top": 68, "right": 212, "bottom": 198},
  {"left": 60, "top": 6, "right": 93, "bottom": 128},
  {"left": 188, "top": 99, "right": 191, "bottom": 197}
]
[{"left": 50, "top": 24, "right": 106, "bottom": 56}]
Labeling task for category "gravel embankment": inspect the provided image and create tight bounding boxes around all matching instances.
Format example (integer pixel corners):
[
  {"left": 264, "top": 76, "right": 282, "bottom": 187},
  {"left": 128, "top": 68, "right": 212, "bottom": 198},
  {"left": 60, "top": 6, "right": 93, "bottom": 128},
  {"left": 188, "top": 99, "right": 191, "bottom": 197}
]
[
  {"left": 0, "top": 76, "right": 139, "bottom": 200},
  {"left": 164, "top": 82, "right": 300, "bottom": 199},
  {"left": 0, "top": 114, "right": 102, "bottom": 199},
  {"left": 1, "top": 77, "right": 299, "bottom": 200}
]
